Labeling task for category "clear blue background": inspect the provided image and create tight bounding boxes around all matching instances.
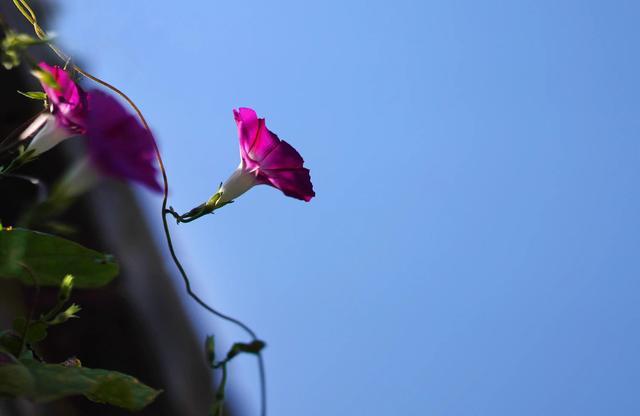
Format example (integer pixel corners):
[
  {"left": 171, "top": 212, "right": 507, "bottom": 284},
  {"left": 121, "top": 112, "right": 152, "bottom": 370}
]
[{"left": 48, "top": 0, "right": 640, "bottom": 415}]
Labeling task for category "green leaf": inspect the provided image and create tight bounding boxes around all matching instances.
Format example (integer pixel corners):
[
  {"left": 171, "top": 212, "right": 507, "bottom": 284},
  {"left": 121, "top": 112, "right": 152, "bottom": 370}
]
[
  {"left": 17, "top": 90, "right": 47, "bottom": 100},
  {"left": 0, "top": 362, "right": 33, "bottom": 396},
  {"left": 0, "top": 330, "right": 21, "bottom": 357},
  {"left": 48, "top": 304, "right": 81, "bottom": 325},
  {"left": 25, "top": 323, "right": 48, "bottom": 344},
  {"left": 0, "top": 359, "right": 161, "bottom": 410},
  {"left": 1, "top": 49, "right": 20, "bottom": 70},
  {"left": 3, "top": 33, "right": 49, "bottom": 48},
  {"left": 1, "top": 32, "right": 50, "bottom": 70},
  {"left": 11, "top": 318, "right": 48, "bottom": 345},
  {"left": 0, "top": 228, "right": 119, "bottom": 288}
]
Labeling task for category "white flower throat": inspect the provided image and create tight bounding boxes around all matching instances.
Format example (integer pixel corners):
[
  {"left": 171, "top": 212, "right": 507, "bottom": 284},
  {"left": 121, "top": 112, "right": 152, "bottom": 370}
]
[{"left": 217, "top": 163, "right": 260, "bottom": 205}]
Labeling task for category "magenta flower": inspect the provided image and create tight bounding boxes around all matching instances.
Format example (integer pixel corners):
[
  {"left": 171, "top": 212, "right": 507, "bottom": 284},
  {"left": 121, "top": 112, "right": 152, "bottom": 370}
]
[
  {"left": 37, "top": 62, "right": 88, "bottom": 134},
  {"left": 19, "top": 63, "right": 161, "bottom": 192},
  {"left": 21, "top": 62, "right": 88, "bottom": 155},
  {"left": 84, "top": 90, "right": 162, "bottom": 192},
  {"left": 216, "top": 107, "right": 315, "bottom": 206}
]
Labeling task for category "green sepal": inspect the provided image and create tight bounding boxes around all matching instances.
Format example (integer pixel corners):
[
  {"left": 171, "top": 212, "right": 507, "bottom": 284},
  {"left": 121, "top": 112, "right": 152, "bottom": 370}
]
[
  {"left": 31, "top": 68, "right": 59, "bottom": 90},
  {"left": 48, "top": 304, "right": 81, "bottom": 325}
]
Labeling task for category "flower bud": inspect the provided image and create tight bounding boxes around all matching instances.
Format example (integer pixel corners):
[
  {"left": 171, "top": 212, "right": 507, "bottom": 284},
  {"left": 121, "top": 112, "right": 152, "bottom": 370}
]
[{"left": 58, "top": 274, "right": 74, "bottom": 302}]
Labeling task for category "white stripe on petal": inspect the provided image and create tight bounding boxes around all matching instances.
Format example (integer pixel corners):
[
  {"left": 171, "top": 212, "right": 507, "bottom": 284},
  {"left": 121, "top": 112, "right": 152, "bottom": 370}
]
[
  {"left": 23, "top": 114, "right": 71, "bottom": 156},
  {"left": 19, "top": 112, "right": 50, "bottom": 141}
]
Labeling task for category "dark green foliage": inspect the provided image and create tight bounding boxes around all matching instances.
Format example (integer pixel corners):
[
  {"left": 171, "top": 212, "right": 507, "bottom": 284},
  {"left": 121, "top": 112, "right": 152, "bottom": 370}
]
[
  {"left": 0, "top": 31, "right": 49, "bottom": 70},
  {"left": 0, "top": 275, "right": 161, "bottom": 410},
  {"left": 13, "top": 317, "right": 47, "bottom": 344},
  {"left": 17, "top": 90, "right": 46, "bottom": 100},
  {"left": 0, "top": 359, "right": 161, "bottom": 410},
  {"left": 0, "top": 228, "right": 119, "bottom": 288}
]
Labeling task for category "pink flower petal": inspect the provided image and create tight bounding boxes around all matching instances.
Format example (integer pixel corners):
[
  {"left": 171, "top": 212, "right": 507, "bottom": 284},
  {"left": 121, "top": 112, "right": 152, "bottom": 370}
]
[
  {"left": 234, "top": 108, "right": 279, "bottom": 163},
  {"left": 85, "top": 90, "right": 161, "bottom": 192},
  {"left": 231, "top": 107, "right": 315, "bottom": 202},
  {"left": 262, "top": 168, "right": 315, "bottom": 202},
  {"left": 221, "top": 107, "right": 315, "bottom": 205},
  {"left": 260, "top": 140, "right": 305, "bottom": 170},
  {"left": 38, "top": 62, "right": 87, "bottom": 134}
]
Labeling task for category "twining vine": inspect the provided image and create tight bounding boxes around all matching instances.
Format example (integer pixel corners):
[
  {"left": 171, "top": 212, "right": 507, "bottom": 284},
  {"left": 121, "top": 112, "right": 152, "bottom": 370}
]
[{"left": 0, "top": 1, "right": 315, "bottom": 414}]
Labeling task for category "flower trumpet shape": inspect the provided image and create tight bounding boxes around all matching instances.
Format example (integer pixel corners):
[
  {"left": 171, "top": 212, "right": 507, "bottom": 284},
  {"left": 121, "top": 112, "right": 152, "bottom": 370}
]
[
  {"left": 171, "top": 108, "right": 314, "bottom": 223},
  {"left": 218, "top": 107, "right": 314, "bottom": 205},
  {"left": 84, "top": 90, "right": 162, "bottom": 192},
  {"left": 18, "top": 63, "right": 161, "bottom": 192}
]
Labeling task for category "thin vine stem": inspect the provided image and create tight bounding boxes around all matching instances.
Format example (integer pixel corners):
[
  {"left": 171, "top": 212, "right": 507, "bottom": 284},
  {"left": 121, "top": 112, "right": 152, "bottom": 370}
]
[{"left": 7, "top": 2, "right": 267, "bottom": 415}]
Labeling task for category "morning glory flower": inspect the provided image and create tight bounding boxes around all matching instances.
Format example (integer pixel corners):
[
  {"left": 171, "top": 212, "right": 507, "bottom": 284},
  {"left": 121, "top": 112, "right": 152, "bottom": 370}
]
[
  {"left": 18, "top": 63, "right": 161, "bottom": 192},
  {"left": 217, "top": 107, "right": 315, "bottom": 205},
  {"left": 20, "top": 62, "right": 88, "bottom": 156},
  {"left": 169, "top": 107, "right": 314, "bottom": 222},
  {"left": 84, "top": 90, "right": 162, "bottom": 192}
]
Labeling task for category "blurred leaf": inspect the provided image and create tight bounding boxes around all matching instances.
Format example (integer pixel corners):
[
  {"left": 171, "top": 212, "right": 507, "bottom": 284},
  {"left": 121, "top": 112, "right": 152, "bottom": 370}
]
[
  {"left": 17, "top": 90, "right": 47, "bottom": 100},
  {"left": 0, "top": 359, "right": 161, "bottom": 410},
  {"left": 1, "top": 49, "right": 19, "bottom": 70},
  {"left": 0, "top": 331, "right": 21, "bottom": 357},
  {"left": 25, "top": 323, "right": 47, "bottom": 344},
  {"left": 11, "top": 317, "right": 26, "bottom": 333},
  {"left": 1, "top": 32, "right": 50, "bottom": 70},
  {"left": 3, "top": 33, "right": 49, "bottom": 48},
  {"left": 0, "top": 228, "right": 118, "bottom": 288},
  {"left": 0, "top": 362, "right": 33, "bottom": 396},
  {"left": 11, "top": 318, "right": 47, "bottom": 345},
  {"left": 0, "top": 348, "right": 16, "bottom": 365}
]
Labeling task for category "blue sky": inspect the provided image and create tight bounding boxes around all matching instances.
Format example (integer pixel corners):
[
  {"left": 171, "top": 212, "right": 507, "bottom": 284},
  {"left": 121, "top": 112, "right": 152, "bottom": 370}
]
[{"left": 46, "top": 0, "right": 640, "bottom": 415}]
